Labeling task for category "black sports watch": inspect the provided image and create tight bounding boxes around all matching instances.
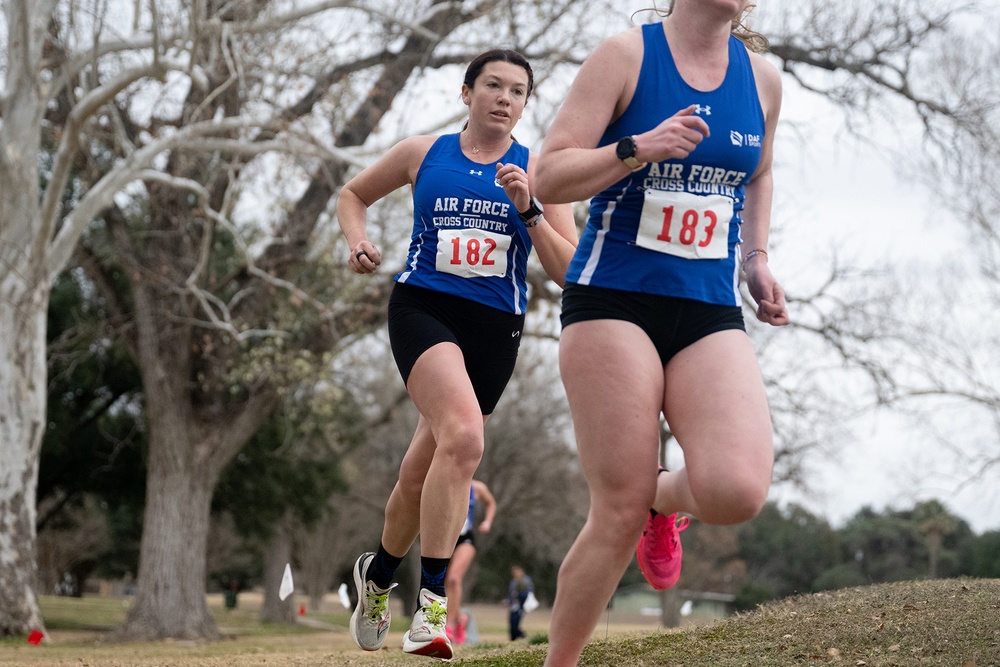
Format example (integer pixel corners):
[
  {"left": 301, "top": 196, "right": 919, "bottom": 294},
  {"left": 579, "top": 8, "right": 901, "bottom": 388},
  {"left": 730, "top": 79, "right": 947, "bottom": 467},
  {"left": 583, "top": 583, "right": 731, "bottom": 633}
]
[
  {"left": 517, "top": 197, "right": 543, "bottom": 223},
  {"left": 615, "top": 136, "right": 647, "bottom": 172}
]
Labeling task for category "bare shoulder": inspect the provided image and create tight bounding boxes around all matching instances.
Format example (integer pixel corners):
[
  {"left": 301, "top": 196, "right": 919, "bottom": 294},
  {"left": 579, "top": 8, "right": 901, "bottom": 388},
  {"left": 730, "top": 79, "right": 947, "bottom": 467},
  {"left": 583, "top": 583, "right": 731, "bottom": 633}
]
[
  {"left": 390, "top": 134, "right": 439, "bottom": 163},
  {"left": 376, "top": 134, "right": 439, "bottom": 184},
  {"left": 748, "top": 52, "right": 782, "bottom": 101},
  {"left": 550, "top": 26, "right": 645, "bottom": 144},
  {"left": 587, "top": 26, "right": 645, "bottom": 73}
]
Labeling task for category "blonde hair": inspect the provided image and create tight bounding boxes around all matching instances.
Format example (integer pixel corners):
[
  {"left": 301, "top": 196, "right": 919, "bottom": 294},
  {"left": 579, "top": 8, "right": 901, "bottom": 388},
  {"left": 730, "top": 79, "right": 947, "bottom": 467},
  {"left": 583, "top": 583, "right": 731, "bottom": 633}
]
[{"left": 636, "top": 1, "right": 770, "bottom": 53}]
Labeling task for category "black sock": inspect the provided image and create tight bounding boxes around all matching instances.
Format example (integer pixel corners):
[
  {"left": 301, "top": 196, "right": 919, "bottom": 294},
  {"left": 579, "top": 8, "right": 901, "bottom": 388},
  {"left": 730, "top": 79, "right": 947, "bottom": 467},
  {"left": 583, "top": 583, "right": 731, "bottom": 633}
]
[
  {"left": 368, "top": 543, "right": 405, "bottom": 590},
  {"left": 419, "top": 556, "right": 450, "bottom": 598}
]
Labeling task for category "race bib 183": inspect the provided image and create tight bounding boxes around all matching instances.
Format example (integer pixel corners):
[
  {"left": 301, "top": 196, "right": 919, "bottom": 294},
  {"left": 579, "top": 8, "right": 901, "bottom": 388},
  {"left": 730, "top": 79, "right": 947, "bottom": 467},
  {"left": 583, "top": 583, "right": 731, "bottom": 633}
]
[
  {"left": 636, "top": 189, "right": 733, "bottom": 260},
  {"left": 436, "top": 228, "right": 510, "bottom": 278}
]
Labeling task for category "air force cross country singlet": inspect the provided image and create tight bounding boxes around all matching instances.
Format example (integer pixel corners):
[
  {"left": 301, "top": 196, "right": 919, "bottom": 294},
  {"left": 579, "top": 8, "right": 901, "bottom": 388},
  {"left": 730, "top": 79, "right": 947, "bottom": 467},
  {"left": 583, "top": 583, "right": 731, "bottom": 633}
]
[
  {"left": 565, "top": 24, "right": 766, "bottom": 306},
  {"left": 396, "top": 134, "right": 533, "bottom": 315}
]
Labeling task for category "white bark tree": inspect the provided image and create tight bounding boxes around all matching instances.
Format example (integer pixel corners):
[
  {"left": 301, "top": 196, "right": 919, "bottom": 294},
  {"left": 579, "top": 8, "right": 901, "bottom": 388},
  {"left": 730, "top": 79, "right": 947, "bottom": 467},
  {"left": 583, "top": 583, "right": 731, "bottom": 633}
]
[
  {"left": 1, "top": 0, "right": 76, "bottom": 636},
  {"left": 0, "top": 0, "right": 616, "bottom": 639}
]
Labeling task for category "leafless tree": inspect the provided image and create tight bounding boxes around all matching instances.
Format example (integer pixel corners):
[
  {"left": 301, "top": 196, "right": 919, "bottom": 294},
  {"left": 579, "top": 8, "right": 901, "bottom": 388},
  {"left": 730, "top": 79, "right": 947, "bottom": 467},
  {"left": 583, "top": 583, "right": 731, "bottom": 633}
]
[
  {"left": 4, "top": 0, "right": 996, "bottom": 642},
  {"left": 764, "top": 0, "right": 1000, "bottom": 490},
  {"left": 0, "top": 0, "right": 617, "bottom": 638}
]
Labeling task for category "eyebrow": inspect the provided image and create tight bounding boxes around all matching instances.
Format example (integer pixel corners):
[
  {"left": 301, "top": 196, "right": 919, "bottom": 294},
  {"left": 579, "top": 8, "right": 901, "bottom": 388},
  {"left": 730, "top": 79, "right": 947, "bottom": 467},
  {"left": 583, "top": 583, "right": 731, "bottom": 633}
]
[{"left": 482, "top": 74, "right": 527, "bottom": 88}]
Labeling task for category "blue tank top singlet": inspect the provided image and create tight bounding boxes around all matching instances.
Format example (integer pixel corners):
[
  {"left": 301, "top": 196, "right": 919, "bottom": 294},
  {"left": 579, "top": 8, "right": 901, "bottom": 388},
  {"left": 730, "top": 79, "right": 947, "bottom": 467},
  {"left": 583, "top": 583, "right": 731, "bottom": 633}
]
[
  {"left": 564, "top": 24, "right": 766, "bottom": 306},
  {"left": 396, "top": 133, "right": 533, "bottom": 315}
]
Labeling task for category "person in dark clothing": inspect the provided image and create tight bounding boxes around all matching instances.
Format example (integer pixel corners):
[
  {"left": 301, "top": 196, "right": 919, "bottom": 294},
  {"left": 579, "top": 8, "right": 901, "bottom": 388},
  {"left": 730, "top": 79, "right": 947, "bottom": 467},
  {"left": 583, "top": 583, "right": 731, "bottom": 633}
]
[{"left": 507, "top": 564, "right": 534, "bottom": 641}]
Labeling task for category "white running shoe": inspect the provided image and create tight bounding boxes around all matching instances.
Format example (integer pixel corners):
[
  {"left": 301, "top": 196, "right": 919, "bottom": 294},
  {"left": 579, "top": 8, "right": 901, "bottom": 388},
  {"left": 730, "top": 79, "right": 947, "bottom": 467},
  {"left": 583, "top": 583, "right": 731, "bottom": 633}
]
[
  {"left": 349, "top": 552, "right": 397, "bottom": 651},
  {"left": 402, "top": 588, "right": 453, "bottom": 660}
]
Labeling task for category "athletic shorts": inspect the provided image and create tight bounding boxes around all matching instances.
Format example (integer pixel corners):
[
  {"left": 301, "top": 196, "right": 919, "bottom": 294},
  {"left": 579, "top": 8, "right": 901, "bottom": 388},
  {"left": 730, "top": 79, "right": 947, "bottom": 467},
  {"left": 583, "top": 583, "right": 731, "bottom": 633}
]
[
  {"left": 455, "top": 530, "right": 476, "bottom": 549},
  {"left": 388, "top": 282, "right": 525, "bottom": 415},
  {"left": 560, "top": 283, "right": 746, "bottom": 366}
]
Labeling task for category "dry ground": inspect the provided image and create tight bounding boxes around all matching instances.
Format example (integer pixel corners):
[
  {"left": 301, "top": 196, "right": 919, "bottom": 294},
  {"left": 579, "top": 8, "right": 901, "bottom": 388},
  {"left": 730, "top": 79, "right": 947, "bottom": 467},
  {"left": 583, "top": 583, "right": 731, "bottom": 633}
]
[
  {"left": 0, "top": 592, "right": 663, "bottom": 666},
  {"left": 1, "top": 578, "right": 998, "bottom": 666}
]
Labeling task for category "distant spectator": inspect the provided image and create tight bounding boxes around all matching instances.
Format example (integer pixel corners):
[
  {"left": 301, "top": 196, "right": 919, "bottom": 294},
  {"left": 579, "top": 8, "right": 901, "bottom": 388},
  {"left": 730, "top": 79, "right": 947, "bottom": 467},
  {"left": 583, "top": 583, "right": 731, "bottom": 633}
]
[
  {"left": 224, "top": 579, "right": 240, "bottom": 610},
  {"left": 507, "top": 564, "right": 534, "bottom": 641}
]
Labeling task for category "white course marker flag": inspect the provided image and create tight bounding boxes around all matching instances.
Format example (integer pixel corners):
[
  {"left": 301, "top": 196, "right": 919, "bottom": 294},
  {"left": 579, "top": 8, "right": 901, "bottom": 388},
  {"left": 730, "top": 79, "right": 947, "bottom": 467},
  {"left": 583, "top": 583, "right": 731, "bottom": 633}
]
[
  {"left": 338, "top": 582, "right": 351, "bottom": 609},
  {"left": 279, "top": 563, "right": 294, "bottom": 601}
]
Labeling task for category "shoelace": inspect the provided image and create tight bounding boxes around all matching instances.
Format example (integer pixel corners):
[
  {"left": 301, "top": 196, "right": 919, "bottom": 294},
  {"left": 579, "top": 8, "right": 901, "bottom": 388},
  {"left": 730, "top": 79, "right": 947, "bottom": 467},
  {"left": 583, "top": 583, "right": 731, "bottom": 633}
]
[
  {"left": 665, "top": 515, "right": 691, "bottom": 556},
  {"left": 365, "top": 586, "right": 391, "bottom": 622},
  {"left": 422, "top": 599, "right": 448, "bottom": 629}
]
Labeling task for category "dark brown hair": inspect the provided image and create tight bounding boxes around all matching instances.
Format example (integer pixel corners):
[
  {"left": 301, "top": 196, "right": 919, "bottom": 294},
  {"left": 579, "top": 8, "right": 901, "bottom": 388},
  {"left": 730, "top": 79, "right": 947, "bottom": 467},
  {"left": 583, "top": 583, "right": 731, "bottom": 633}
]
[{"left": 464, "top": 49, "right": 534, "bottom": 100}]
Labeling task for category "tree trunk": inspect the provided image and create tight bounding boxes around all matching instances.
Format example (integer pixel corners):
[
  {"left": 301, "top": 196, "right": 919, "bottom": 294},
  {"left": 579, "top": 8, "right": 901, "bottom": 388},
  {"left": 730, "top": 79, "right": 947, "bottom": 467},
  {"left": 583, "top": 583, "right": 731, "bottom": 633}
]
[
  {"left": 659, "top": 587, "right": 682, "bottom": 628},
  {"left": 298, "top": 517, "right": 340, "bottom": 612},
  {"left": 0, "top": 273, "right": 49, "bottom": 636},
  {"left": 116, "top": 424, "right": 220, "bottom": 640},
  {"left": 0, "top": 0, "right": 53, "bottom": 635},
  {"left": 398, "top": 545, "right": 422, "bottom": 618},
  {"left": 260, "top": 513, "right": 296, "bottom": 623},
  {"left": 926, "top": 531, "right": 943, "bottom": 579}
]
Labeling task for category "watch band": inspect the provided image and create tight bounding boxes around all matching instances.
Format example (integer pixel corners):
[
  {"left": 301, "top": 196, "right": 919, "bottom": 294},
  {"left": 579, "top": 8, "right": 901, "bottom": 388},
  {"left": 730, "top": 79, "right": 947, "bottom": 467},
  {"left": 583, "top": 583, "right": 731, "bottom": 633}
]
[
  {"left": 518, "top": 198, "right": 543, "bottom": 223},
  {"left": 622, "top": 155, "right": 645, "bottom": 171},
  {"left": 616, "top": 136, "right": 647, "bottom": 172}
]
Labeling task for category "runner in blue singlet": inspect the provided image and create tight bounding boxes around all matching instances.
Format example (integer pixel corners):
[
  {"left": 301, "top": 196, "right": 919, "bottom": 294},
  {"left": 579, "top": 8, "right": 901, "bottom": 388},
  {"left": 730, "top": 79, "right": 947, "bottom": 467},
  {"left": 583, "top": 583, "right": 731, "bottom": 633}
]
[
  {"left": 337, "top": 49, "right": 577, "bottom": 661},
  {"left": 445, "top": 480, "right": 496, "bottom": 644},
  {"left": 535, "top": 2, "right": 789, "bottom": 666}
]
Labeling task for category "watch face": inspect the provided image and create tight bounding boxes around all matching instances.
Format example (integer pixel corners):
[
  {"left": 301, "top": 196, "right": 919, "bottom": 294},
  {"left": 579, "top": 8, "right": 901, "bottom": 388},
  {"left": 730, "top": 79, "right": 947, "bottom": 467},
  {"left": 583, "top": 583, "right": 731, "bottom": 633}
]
[{"left": 616, "top": 136, "right": 636, "bottom": 160}]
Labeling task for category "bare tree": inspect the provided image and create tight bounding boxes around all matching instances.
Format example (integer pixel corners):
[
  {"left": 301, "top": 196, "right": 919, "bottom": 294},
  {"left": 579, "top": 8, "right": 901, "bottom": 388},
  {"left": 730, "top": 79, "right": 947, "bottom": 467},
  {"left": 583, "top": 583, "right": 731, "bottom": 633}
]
[
  {"left": 764, "top": 0, "right": 1000, "bottom": 490},
  {"left": 258, "top": 513, "right": 296, "bottom": 624},
  {"left": 4, "top": 0, "right": 996, "bottom": 642},
  {"left": 0, "top": 0, "right": 614, "bottom": 638}
]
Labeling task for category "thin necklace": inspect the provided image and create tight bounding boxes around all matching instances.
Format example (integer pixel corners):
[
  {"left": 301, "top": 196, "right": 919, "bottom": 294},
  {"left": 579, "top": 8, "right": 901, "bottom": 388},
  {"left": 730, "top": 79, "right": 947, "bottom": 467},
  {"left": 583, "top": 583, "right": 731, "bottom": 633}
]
[{"left": 464, "top": 130, "right": 510, "bottom": 155}]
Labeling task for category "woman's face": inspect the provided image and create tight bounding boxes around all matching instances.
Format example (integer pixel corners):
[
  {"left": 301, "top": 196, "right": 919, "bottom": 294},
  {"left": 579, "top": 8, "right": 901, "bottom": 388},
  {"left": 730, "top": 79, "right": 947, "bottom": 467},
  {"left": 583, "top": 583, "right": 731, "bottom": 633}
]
[{"left": 462, "top": 61, "right": 530, "bottom": 134}]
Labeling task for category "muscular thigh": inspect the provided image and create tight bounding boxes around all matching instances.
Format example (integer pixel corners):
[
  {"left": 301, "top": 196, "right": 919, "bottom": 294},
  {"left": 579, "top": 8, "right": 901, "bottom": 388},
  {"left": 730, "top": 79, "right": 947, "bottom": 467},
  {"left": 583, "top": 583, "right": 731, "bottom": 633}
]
[
  {"left": 559, "top": 319, "right": 663, "bottom": 504},
  {"left": 389, "top": 282, "right": 523, "bottom": 415},
  {"left": 663, "top": 330, "right": 773, "bottom": 481}
]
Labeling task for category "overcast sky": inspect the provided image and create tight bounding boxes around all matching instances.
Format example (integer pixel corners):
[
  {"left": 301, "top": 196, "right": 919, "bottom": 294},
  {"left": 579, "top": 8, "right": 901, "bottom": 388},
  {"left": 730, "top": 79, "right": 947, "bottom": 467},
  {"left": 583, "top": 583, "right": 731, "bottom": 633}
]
[
  {"left": 764, "top": 47, "right": 997, "bottom": 533},
  {"left": 623, "top": 0, "right": 1000, "bottom": 533}
]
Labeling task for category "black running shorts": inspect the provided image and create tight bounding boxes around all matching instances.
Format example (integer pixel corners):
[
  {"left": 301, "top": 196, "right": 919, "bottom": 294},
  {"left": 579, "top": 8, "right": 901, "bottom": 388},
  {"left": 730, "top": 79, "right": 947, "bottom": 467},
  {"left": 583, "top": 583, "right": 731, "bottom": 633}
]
[
  {"left": 388, "top": 282, "right": 525, "bottom": 415},
  {"left": 560, "top": 283, "right": 746, "bottom": 366},
  {"left": 455, "top": 530, "right": 476, "bottom": 549}
]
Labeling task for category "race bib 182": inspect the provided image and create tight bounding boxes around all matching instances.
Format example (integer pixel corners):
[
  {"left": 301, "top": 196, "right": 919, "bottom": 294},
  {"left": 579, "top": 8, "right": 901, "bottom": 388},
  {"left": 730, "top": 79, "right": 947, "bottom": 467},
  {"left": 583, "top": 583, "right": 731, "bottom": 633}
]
[{"left": 435, "top": 228, "right": 510, "bottom": 278}]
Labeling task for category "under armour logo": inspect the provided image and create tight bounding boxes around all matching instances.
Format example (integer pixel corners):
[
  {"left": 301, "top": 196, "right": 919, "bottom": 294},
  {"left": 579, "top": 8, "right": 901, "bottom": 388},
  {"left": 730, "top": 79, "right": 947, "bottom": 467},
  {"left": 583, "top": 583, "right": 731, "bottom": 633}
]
[
  {"left": 694, "top": 104, "right": 711, "bottom": 115},
  {"left": 470, "top": 169, "right": 483, "bottom": 176}
]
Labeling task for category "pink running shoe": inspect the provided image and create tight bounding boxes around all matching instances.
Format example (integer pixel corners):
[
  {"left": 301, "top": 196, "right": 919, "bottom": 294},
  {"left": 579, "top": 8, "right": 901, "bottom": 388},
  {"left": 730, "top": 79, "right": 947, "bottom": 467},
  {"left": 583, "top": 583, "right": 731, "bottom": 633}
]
[{"left": 636, "top": 511, "right": 690, "bottom": 590}]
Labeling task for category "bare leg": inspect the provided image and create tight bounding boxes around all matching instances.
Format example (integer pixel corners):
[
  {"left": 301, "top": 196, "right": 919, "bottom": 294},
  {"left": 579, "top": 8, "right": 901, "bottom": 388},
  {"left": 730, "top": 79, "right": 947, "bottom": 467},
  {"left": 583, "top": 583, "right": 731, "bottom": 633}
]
[
  {"left": 446, "top": 542, "right": 476, "bottom": 632},
  {"left": 405, "top": 343, "right": 487, "bottom": 560},
  {"left": 381, "top": 416, "right": 435, "bottom": 557},
  {"left": 544, "top": 321, "right": 663, "bottom": 667},
  {"left": 653, "top": 331, "right": 773, "bottom": 523}
]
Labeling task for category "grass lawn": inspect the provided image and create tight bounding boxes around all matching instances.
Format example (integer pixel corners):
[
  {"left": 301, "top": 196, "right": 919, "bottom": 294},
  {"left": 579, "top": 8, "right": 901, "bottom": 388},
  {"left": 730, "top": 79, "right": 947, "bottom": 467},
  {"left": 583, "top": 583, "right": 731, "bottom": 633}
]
[{"left": 0, "top": 578, "right": 997, "bottom": 666}]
